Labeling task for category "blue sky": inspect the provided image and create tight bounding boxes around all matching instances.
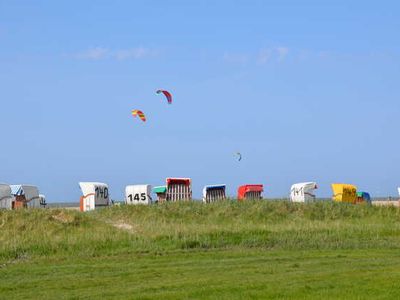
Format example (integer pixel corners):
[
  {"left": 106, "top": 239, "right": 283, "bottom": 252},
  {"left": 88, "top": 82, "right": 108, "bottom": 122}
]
[{"left": 0, "top": 0, "right": 399, "bottom": 201}]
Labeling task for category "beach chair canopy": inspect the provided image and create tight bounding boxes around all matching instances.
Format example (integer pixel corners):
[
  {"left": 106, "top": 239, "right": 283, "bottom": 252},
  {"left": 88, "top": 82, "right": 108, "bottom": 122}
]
[
  {"left": 357, "top": 191, "right": 371, "bottom": 203},
  {"left": 166, "top": 178, "right": 191, "bottom": 186},
  {"left": 331, "top": 183, "right": 357, "bottom": 203},
  {"left": 237, "top": 184, "right": 264, "bottom": 200},
  {"left": 153, "top": 186, "right": 167, "bottom": 194},
  {"left": 79, "top": 182, "right": 110, "bottom": 207},
  {"left": 203, "top": 184, "right": 226, "bottom": 194},
  {"left": 10, "top": 185, "right": 39, "bottom": 202},
  {"left": 290, "top": 182, "right": 318, "bottom": 202}
]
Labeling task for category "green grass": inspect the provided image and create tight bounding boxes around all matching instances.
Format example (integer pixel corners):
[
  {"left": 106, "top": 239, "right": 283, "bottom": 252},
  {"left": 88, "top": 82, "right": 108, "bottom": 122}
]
[{"left": 1, "top": 201, "right": 400, "bottom": 299}]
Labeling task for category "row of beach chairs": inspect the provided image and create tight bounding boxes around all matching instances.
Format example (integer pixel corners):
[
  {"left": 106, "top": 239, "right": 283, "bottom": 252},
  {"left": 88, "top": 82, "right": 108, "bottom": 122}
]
[
  {"left": 0, "top": 180, "right": 378, "bottom": 212},
  {"left": 78, "top": 179, "right": 373, "bottom": 212},
  {"left": 0, "top": 183, "right": 46, "bottom": 209}
]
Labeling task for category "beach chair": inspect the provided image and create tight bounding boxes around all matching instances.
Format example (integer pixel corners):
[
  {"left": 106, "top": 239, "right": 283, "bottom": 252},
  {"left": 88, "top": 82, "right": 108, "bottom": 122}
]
[
  {"left": 237, "top": 184, "right": 263, "bottom": 201},
  {"left": 203, "top": 184, "right": 226, "bottom": 203},
  {"left": 79, "top": 182, "right": 110, "bottom": 212},
  {"left": 166, "top": 178, "right": 192, "bottom": 202},
  {"left": 125, "top": 185, "right": 152, "bottom": 205},
  {"left": 290, "top": 182, "right": 318, "bottom": 202},
  {"left": 331, "top": 184, "right": 357, "bottom": 203}
]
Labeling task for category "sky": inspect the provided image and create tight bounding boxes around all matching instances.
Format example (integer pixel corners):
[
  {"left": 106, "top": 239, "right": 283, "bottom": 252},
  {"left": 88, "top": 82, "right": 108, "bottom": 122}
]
[{"left": 0, "top": 0, "right": 399, "bottom": 201}]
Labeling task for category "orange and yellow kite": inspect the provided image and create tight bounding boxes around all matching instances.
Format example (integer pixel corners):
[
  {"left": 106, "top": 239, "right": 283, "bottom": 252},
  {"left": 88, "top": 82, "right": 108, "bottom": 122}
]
[{"left": 131, "top": 110, "right": 146, "bottom": 122}]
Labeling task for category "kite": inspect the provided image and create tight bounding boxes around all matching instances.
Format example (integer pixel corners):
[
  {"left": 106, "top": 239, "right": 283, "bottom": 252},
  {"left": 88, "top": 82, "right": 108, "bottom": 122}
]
[
  {"left": 156, "top": 89, "right": 172, "bottom": 104},
  {"left": 236, "top": 152, "right": 242, "bottom": 161},
  {"left": 131, "top": 110, "right": 146, "bottom": 122}
]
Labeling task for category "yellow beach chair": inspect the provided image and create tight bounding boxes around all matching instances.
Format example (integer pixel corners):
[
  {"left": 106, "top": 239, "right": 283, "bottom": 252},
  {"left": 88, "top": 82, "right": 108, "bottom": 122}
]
[{"left": 331, "top": 183, "right": 357, "bottom": 204}]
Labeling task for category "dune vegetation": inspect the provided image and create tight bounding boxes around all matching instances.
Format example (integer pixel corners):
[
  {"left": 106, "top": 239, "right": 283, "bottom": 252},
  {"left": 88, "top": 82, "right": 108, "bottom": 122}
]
[{"left": 1, "top": 201, "right": 400, "bottom": 299}]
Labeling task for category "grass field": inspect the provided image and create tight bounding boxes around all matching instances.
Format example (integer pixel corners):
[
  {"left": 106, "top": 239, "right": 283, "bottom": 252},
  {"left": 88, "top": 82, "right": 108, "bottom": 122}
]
[{"left": 1, "top": 201, "right": 400, "bottom": 299}]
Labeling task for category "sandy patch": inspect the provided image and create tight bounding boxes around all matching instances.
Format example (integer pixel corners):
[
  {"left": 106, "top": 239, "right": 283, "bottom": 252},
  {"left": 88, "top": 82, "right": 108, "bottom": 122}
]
[
  {"left": 51, "top": 211, "right": 75, "bottom": 223},
  {"left": 112, "top": 222, "right": 134, "bottom": 231},
  {"left": 372, "top": 201, "right": 400, "bottom": 207}
]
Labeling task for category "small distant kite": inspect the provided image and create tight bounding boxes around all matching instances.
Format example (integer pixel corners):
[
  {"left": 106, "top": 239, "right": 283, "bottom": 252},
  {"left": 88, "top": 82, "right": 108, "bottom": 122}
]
[
  {"left": 156, "top": 89, "right": 172, "bottom": 104},
  {"left": 236, "top": 152, "right": 242, "bottom": 161},
  {"left": 131, "top": 110, "right": 146, "bottom": 122}
]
